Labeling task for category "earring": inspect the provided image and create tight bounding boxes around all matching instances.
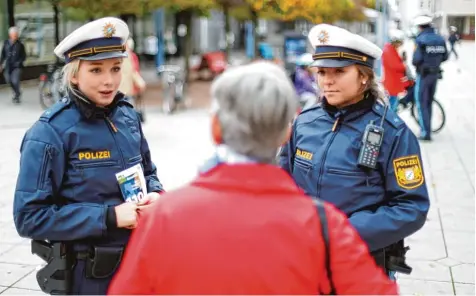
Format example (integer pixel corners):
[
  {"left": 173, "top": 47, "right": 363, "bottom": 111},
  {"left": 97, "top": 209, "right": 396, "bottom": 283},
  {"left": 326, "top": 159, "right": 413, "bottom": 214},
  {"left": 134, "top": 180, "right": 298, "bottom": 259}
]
[{"left": 362, "top": 81, "right": 367, "bottom": 85}]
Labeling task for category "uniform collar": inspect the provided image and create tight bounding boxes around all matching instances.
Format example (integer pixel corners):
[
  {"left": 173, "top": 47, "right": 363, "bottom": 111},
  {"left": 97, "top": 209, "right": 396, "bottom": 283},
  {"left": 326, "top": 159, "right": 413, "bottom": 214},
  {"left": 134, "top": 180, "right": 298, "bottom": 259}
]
[
  {"left": 68, "top": 87, "right": 128, "bottom": 120},
  {"left": 321, "top": 92, "right": 375, "bottom": 120},
  {"left": 418, "top": 27, "right": 434, "bottom": 36},
  {"left": 194, "top": 163, "right": 303, "bottom": 195}
]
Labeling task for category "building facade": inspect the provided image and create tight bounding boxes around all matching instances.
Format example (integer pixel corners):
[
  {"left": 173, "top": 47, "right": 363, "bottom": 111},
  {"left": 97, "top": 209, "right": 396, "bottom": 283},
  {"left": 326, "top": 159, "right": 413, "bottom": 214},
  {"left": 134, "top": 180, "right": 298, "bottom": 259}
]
[{"left": 397, "top": 0, "right": 475, "bottom": 39}]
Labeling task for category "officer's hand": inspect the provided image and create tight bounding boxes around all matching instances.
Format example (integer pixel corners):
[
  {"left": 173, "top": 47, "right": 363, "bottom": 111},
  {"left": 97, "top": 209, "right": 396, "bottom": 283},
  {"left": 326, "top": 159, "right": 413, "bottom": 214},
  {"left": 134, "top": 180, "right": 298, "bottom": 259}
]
[
  {"left": 137, "top": 192, "right": 160, "bottom": 207},
  {"left": 115, "top": 202, "right": 139, "bottom": 229}
]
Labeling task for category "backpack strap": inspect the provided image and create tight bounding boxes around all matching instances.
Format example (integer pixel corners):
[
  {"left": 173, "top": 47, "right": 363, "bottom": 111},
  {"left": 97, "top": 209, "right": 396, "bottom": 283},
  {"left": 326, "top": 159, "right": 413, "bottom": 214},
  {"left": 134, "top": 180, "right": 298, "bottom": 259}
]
[{"left": 313, "top": 198, "right": 337, "bottom": 295}]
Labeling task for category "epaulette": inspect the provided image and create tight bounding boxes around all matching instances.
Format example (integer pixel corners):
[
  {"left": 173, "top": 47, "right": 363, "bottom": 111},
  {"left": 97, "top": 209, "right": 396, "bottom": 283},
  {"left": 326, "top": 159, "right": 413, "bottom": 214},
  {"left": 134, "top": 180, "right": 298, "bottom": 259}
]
[
  {"left": 39, "top": 97, "right": 71, "bottom": 122},
  {"left": 372, "top": 102, "right": 404, "bottom": 129}
]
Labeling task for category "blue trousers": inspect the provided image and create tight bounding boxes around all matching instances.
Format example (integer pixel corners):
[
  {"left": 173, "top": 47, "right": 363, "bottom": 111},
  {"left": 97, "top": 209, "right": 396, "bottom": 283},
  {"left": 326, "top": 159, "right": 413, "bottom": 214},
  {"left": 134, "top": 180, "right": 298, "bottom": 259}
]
[
  {"left": 388, "top": 95, "right": 399, "bottom": 112},
  {"left": 3, "top": 67, "right": 22, "bottom": 98},
  {"left": 414, "top": 74, "right": 438, "bottom": 138}
]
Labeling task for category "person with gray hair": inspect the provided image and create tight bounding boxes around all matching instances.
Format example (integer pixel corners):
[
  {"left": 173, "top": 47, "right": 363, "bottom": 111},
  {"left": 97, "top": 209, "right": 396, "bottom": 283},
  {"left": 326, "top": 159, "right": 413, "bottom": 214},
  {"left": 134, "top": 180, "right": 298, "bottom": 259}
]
[
  {"left": 109, "top": 61, "right": 398, "bottom": 295},
  {"left": 0, "top": 26, "right": 26, "bottom": 104}
]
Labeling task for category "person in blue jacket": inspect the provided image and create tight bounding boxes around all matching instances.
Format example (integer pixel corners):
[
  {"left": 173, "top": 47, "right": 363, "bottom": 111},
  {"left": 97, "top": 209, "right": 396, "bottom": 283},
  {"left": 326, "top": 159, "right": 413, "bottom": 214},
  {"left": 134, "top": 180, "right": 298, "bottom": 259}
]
[
  {"left": 279, "top": 24, "right": 430, "bottom": 279},
  {"left": 412, "top": 15, "right": 448, "bottom": 141},
  {"left": 13, "top": 17, "right": 164, "bottom": 295}
]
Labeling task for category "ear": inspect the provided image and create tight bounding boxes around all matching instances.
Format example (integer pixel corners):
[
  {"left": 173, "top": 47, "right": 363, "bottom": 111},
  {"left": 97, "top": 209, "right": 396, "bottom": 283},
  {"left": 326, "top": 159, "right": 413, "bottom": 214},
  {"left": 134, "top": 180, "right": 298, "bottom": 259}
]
[
  {"left": 70, "top": 73, "right": 79, "bottom": 85},
  {"left": 211, "top": 113, "right": 223, "bottom": 145}
]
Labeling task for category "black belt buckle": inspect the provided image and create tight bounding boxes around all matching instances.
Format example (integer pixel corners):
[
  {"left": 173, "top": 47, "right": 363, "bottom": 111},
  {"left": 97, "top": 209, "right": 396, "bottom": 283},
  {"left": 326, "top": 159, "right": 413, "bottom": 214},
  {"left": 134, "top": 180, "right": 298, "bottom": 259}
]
[{"left": 85, "top": 246, "right": 124, "bottom": 279}]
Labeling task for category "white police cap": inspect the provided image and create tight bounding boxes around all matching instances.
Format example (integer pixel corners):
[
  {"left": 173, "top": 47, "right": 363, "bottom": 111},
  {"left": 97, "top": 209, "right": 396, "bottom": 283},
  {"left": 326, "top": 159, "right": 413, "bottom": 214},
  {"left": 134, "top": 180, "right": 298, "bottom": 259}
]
[
  {"left": 54, "top": 17, "right": 129, "bottom": 64},
  {"left": 308, "top": 24, "right": 382, "bottom": 68},
  {"left": 414, "top": 15, "right": 433, "bottom": 26}
]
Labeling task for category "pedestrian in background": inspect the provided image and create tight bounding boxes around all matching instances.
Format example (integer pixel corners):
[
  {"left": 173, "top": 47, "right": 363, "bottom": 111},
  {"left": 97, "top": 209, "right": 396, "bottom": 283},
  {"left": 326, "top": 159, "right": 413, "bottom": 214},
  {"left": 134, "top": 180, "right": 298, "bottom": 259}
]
[
  {"left": 118, "top": 37, "right": 146, "bottom": 122},
  {"left": 412, "top": 15, "right": 448, "bottom": 141},
  {"left": 0, "top": 26, "right": 26, "bottom": 104},
  {"left": 382, "top": 29, "right": 412, "bottom": 112}
]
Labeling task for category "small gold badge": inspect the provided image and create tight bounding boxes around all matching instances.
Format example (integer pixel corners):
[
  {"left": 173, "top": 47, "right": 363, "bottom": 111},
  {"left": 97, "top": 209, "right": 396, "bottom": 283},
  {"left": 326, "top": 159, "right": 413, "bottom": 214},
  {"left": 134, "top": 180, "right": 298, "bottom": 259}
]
[
  {"left": 317, "top": 30, "right": 329, "bottom": 44},
  {"left": 393, "top": 155, "right": 424, "bottom": 189},
  {"left": 103, "top": 22, "right": 116, "bottom": 38}
]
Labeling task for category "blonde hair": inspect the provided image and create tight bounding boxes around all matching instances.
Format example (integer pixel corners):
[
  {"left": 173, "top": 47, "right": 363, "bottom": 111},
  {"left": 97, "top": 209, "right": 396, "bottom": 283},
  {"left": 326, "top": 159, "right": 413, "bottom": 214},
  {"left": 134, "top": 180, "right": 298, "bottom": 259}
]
[{"left": 62, "top": 59, "right": 81, "bottom": 93}]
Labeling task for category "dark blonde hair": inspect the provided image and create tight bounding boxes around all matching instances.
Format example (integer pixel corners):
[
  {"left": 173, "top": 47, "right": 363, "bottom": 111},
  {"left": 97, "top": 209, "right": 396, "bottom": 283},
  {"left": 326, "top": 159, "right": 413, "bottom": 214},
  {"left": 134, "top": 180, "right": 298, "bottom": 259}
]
[{"left": 356, "top": 64, "right": 387, "bottom": 103}]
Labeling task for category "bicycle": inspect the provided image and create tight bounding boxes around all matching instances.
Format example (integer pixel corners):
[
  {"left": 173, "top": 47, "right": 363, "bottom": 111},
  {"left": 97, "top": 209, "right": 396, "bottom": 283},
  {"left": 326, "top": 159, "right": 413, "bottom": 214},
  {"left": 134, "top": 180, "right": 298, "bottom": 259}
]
[
  {"left": 397, "top": 94, "right": 446, "bottom": 134},
  {"left": 157, "top": 65, "right": 187, "bottom": 114},
  {"left": 39, "top": 63, "right": 65, "bottom": 110}
]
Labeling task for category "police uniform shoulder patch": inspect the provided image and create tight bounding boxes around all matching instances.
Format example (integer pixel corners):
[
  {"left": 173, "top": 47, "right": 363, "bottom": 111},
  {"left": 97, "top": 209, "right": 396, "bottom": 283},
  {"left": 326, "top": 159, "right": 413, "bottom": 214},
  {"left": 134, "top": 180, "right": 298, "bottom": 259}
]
[
  {"left": 393, "top": 155, "right": 424, "bottom": 189},
  {"left": 39, "top": 98, "right": 71, "bottom": 122}
]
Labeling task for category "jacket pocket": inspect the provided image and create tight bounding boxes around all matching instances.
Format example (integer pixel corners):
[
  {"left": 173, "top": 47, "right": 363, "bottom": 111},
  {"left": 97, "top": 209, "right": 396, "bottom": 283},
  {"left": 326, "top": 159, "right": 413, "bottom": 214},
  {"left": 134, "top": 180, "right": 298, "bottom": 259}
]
[
  {"left": 327, "top": 167, "right": 381, "bottom": 187},
  {"left": 128, "top": 155, "right": 142, "bottom": 165},
  {"left": 75, "top": 161, "right": 117, "bottom": 169},
  {"left": 327, "top": 168, "right": 367, "bottom": 177},
  {"left": 38, "top": 144, "right": 52, "bottom": 190},
  {"left": 294, "top": 157, "right": 312, "bottom": 171}
]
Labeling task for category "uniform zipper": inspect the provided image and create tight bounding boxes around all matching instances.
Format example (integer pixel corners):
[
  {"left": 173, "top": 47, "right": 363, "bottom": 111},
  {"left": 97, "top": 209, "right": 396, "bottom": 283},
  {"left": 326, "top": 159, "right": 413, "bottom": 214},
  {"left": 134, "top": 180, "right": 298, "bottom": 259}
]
[
  {"left": 316, "top": 115, "right": 341, "bottom": 197},
  {"left": 105, "top": 115, "right": 125, "bottom": 169},
  {"left": 105, "top": 116, "right": 118, "bottom": 133},
  {"left": 38, "top": 145, "right": 52, "bottom": 189}
]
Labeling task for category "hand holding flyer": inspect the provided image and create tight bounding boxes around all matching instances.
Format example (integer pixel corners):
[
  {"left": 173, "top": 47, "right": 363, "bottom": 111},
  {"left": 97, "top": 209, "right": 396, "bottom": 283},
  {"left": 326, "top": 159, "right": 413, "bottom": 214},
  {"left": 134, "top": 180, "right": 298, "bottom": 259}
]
[{"left": 116, "top": 164, "right": 148, "bottom": 203}]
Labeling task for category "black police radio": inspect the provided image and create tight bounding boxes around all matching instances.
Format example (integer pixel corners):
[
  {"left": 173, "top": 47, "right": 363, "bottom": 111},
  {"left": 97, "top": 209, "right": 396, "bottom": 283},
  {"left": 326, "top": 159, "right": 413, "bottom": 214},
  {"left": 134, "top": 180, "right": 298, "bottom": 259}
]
[{"left": 358, "top": 104, "right": 388, "bottom": 169}]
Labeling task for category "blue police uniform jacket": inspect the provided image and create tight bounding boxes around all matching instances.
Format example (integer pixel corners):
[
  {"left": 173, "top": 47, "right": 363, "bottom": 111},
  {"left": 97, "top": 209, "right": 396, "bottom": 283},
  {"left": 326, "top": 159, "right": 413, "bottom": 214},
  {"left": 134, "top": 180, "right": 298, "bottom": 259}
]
[
  {"left": 279, "top": 96, "right": 430, "bottom": 252},
  {"left": 412, "top": 27, "right": 448, "bottom": 73},
  {"left": 13, "top": 91, "right": 163, "bottom": 252}
]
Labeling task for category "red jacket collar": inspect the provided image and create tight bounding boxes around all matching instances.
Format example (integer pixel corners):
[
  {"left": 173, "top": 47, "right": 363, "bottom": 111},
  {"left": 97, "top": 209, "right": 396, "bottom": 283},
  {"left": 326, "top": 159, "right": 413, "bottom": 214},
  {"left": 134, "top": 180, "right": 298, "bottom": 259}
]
[{"left": 193, "top": 163, "right": 303, "bottom": 195}]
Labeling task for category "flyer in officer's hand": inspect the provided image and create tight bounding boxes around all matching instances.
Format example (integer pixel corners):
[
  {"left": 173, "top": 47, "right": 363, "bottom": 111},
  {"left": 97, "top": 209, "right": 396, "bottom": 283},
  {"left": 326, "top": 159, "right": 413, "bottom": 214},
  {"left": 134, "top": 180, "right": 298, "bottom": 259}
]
[{"left": 116, "top": 164, "right": 148, "bottom": 203}]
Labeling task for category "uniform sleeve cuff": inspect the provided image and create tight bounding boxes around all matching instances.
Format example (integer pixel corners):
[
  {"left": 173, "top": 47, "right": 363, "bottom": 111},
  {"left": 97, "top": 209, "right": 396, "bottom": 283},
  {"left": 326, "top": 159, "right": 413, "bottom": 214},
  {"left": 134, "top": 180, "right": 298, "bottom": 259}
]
[{"left": 106, "top": 206, "right": 117, "bottom": 229}]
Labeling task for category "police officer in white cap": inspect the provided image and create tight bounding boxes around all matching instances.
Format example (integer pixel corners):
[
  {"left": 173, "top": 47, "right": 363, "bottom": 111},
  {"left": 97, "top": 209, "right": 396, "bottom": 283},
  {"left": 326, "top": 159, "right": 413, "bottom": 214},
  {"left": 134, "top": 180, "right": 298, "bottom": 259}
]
[
  {"left": 13, "top": 17, "right": 164, "bottom": 295},
  {"left": 412, "top": 15, "right": 448, "bottom": 141},
  {"left": 279, "top": 24, "right": 429, "bottom": 280}
]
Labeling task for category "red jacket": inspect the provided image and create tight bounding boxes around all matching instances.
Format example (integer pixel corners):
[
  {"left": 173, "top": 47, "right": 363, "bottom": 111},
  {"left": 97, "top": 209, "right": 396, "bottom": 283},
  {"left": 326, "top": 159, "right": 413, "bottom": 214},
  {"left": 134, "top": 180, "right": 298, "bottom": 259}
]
[
  {"left": 382, "top": 43, "right": 409, "bottom": 96},
  {"left": 108, "top": 164, "right": 398, "bottom": 295}
]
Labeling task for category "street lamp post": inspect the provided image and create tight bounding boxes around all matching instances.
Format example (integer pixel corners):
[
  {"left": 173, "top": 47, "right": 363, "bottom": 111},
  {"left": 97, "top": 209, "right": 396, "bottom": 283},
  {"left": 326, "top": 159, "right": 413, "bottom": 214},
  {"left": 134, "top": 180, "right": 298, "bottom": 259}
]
[{"left": 375, "top": 0, "right": 389, "bottom": 78}]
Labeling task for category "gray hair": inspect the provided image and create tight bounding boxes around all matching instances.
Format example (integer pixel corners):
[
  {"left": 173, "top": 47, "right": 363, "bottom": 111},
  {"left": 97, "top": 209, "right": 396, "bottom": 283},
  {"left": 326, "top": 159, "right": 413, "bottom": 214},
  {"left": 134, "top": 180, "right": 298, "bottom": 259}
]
[
  {"left": 211, "top": 61, "right": 298, "bottom": 163},
  {"left": 8, "top": 27, "right": 18, "bottom": 34}
]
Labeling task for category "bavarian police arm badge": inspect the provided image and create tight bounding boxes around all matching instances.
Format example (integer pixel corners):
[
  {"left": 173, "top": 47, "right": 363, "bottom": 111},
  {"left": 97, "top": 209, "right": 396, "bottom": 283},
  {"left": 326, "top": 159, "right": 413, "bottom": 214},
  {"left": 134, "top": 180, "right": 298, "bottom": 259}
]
[{"left": 393, "top": 155, "right": 424, "bottom": 189}]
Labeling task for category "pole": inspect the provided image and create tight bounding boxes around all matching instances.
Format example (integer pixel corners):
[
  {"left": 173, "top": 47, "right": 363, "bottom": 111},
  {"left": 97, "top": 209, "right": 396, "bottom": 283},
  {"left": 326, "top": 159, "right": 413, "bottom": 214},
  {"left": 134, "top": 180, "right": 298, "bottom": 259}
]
[{"left": 153, "top": 9, "right": 165, "bottom": 69}]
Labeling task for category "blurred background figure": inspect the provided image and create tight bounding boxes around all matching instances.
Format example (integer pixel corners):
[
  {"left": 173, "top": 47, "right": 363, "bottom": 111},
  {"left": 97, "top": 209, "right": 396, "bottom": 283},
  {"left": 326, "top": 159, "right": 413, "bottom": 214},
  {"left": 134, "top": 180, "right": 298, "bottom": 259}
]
[
  {"left": 0, "top": 26, "right": 26, "bottom": 104},
  {"left": 291, "top": 52, "right": 319, "bottom": 111},
  {"left": 119, "top": 37, "right": 147, "bottom": 122},
  {"left": 448, "top": 26, "right": 460, "bottom": 60},
  {"left": 382, "top": 29, "right": 411, "bottom": 112}
]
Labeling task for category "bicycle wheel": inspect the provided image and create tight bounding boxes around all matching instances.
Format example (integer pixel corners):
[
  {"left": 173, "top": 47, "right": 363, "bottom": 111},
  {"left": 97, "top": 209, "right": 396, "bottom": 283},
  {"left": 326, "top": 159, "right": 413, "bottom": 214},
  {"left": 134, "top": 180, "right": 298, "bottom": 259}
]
[
  {"left": 162, "top": 83, "right": 177, "bottom": 114},
  {"left": 39, "top": 81, "right": 56, "bottom": 110},
  {"left": 411, "top": 99, "right": 446, "bottom": 133}
]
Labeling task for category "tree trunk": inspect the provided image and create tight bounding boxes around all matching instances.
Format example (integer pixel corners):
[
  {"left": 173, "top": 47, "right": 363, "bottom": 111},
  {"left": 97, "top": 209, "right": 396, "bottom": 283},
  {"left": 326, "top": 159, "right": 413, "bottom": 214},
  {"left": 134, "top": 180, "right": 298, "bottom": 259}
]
[
  {"left": 223, "top": 3, "right": 231, "bottom": 63},
  {"left": 52, "top": 1, "right": 60, "bottom": 46},
  {"left": 250, "top": 7, "right": 259, "bottom": 58}
]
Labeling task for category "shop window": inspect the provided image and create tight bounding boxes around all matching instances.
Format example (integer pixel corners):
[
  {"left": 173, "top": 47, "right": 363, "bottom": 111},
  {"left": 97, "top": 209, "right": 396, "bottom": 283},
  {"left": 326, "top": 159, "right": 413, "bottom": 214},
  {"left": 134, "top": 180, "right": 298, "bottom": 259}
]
[{"left": 14, "top": 0, "right": 56, "bottom": 66}]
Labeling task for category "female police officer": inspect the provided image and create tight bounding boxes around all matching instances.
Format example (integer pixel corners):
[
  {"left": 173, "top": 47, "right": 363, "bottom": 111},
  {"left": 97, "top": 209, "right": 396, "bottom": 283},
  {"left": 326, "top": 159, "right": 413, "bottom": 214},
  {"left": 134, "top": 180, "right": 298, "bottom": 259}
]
[
  {"left": 279, "top": 24, "right": 430, "bottom": 278},
  {"left": 13, "top": 17, "right": 163, "bottom": 295}
]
